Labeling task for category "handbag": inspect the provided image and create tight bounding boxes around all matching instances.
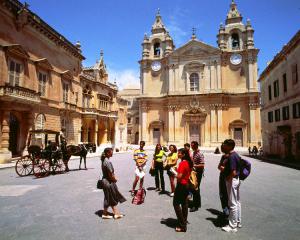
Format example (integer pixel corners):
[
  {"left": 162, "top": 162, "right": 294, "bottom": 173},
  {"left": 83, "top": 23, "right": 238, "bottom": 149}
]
[
  {"left": 189, "top": 170, "right": 198, "bottom": 190},
  {"left": 97, "top": 179, "right": 104, "bottom": 189},
  {"left": 149, "top": 168, "right": 155, "bottom": 177}
]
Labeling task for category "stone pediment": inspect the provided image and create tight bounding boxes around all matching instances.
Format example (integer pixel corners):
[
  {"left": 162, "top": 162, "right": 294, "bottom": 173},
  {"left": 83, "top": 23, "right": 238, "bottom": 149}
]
[
  {"left": 171, "top": 40, "right": 221, "bottom": 57},
  {"left": 61, "top": 70, "right": 73, "bottom": 80},
  {"left": 34, "top": 58, "right": 53, "bottom": 70},
  {"left": 3, "top": 44, "right": 30, "bottom": 59}
]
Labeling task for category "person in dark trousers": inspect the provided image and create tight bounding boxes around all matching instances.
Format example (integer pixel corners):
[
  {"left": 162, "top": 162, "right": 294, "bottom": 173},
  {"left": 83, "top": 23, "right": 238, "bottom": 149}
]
[
  {"left": 221, "top": 139, "right": 242, "bottom": 233},
  {"left": 190, "top": 141, "right": 205, "bottom": 212},
  {"left": 152, "top": 143, "right": 166, "bottom": 193},
  {"left": 173, "top": 148, "right": 193, "bottom": 232},
  {"left": 218, "top": 143, "right": 229, "bottom": 216},
  {"left": 101, "top": 148, "right": 126, "bottom": 219}
]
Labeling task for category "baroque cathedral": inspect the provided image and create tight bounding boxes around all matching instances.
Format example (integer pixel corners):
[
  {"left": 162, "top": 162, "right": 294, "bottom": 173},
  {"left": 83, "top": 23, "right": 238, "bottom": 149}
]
[{"left": 138, "top": 1, "right": 261, "bottom": 147}]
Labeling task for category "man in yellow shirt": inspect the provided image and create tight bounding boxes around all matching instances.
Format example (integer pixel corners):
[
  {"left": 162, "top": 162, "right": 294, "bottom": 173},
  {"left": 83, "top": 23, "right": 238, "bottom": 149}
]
[{"left": 131, "top": 141, "right": 147, "bottom": 195}]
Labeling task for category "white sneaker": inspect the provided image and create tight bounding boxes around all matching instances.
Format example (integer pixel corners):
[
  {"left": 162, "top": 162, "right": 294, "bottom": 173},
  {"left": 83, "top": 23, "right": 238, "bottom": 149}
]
[
  {"left": 170, "top": 192, "right": 174, "bottom": 197},
  {"left": 102, "top": 215, "right": 113, "bottom": 219},
  {"left": 222, "top": 225, "right": 237, "bottom": 233},
  {"left": 237, "top": 223, "right": 242, "bottom": 228}
]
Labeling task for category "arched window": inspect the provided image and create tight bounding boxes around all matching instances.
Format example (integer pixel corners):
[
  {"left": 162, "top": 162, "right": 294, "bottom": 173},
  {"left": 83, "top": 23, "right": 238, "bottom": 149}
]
[
  {"left": 190, "top": 73, "right": 199, "bottom": 91},
  {"left": 154, "top": 42, "right": 161, "bottom": 56},
  {"left": 82, "top": 86, "right": 92, "bottom": 108},
  {"left": 231, "top": 33, "right": 240, "bottom": 50}
]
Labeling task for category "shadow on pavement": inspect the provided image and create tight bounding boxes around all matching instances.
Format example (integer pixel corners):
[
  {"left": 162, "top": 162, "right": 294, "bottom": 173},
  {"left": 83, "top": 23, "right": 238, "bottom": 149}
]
[
  {"left": 206, "top": 208, "right": 228, "bottom": 228},
  {"left": 95, "top": 210, "right": 114, "bottom": 218},
  {"left": 160, "top": 218, "right": 178, "bottom": 229},
  {"left": 146, "top": 187, "right": 156, "bottom": 191}
]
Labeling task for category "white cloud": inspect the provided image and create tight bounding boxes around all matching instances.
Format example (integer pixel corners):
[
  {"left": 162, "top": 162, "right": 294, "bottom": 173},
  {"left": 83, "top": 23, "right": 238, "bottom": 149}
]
[
  {"left": 166, "top": 7, "right": 189, "bottom": 46},
  {"left": 108, "top": 68, "right": 140, "bottom": 90}
]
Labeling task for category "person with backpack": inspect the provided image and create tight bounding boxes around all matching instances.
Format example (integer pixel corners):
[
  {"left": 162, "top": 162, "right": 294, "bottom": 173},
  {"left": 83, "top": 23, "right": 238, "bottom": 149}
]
[
  {"left": 173, "top": 148, "right": 193, "bottom": 232},
  {"left": 221, "top": 139, "right": 242, "bottom": 233},
  {"left": 100, "top": 148, "right": 126, "bottom": 219},
  {"left": 131, "top": 141, "right": 148, "bottom": 196}
]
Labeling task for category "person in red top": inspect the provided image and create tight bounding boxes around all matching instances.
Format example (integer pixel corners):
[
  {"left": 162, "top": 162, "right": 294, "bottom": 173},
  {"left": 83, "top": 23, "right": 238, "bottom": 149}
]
[{"left": 173, "top": 148, "right": 193, "bottom": 232}]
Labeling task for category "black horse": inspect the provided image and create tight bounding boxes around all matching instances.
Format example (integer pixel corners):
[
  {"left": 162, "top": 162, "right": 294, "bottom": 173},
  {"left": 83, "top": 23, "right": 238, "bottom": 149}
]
[{"left": 61, "top": 141, "right": 88, "bottom": 171}]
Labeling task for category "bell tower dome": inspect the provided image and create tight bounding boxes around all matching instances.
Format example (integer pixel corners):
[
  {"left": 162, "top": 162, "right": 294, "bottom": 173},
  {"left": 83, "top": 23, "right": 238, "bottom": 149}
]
[
  {"left": 141, "top": 9, "right": 175, "bottom": 60},
  {"left": 217, "top": 0, "right": 256, "bottom": 51}
]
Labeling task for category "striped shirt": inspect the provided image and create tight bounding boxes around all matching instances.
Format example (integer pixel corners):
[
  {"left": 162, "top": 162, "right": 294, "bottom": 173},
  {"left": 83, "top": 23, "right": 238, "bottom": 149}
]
[
  {"left": 193, "top": 149, "right": 204, "bottom": 165},
  {"left": 134, "top": 149, "right": 147, "bottom": 166}
]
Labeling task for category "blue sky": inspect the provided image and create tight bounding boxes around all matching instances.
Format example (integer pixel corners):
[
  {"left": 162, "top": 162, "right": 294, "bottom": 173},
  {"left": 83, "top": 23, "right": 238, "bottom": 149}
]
[{"left": 23, "top": 0, "right": 300, "bottom": 89}]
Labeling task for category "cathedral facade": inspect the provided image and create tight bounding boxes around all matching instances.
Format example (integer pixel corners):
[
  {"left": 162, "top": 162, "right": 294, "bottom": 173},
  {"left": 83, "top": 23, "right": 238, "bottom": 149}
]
[{"left": 138, "top": 1, "right": 261, "bottom": 147}]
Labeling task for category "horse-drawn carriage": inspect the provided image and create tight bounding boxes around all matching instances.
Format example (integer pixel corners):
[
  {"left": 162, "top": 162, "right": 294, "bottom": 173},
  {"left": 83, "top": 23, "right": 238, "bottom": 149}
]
[{"left": 15, "top": 129, "right": 66, "bottom": 178}]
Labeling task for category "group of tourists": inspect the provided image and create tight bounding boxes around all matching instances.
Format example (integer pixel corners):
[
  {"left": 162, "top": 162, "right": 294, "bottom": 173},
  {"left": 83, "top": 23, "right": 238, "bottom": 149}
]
[{"left": 98, "top": 138, "right": 243, "bottom": 233}]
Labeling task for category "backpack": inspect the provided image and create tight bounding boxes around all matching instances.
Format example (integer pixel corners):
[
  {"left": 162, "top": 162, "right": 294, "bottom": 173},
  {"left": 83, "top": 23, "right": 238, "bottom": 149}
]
[
  {"left": 239, "top": 158, "right": 251, "bottom": 180},
  {"left": 189, "top": 170, "right": 198, "bottom": 190},
  {"left": 132, "top": 188, "right": 146, "bottom": 205}
]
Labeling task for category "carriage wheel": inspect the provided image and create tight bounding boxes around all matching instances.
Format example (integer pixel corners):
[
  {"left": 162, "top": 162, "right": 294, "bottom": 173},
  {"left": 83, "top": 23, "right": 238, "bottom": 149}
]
[
  {"left": 33, "top": 159, "right": 51, "bottom": 178},
  {"left": 15, "top": 156, "right": 33, "bottom": 177},
  {"left": 53, "top": 158, "right": 66, "bottom": 174}
]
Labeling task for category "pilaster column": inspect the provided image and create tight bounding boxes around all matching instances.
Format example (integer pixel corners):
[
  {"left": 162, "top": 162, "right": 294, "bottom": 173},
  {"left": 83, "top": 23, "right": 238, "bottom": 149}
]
[
  {"left": 205, "top": 65, "right": 210, "bottom": 91},
  {"left": 168, "top": 105, "right": 179, "bottom": 143},
  {"left": 210, "top": 106, "right": 217, "bottom": 142},
  {"left": 249, "top": 103, "right": 258, "bottom": 142},
  {"left": 217, "top": 106, "right": 223, "bottom": 142},
  {"left": 104, "top": 119, "right": 108, "bottom": 143},
  {"left": 217, "top": 63, "right": 221, "bottom": 89},
  {"left": 248, "top": 57, "right": 255, "bottom": 89},
  {"left": 210, "top": 64, "right": 215, "bottom": 90},
  {"left": 95, "top": 119, "right": 98, "bottom": 146},
  {"left": 140, "top": 104, "right": 148, "bottom": 143},
  {"left": 107, "top": 119, "right": 111, "bottom": 142},
  {"left": 0, "top": 111, "right": 12, "bottom": 163},
  {"left": 1, "top": 111, "right": 10, "bottom": 150}
]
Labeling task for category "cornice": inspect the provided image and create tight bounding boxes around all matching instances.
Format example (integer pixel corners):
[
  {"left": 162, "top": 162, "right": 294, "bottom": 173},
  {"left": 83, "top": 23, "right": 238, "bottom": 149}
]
[
  {"left": 2, "top": 0, "right": 85, "bottom": 60},
  {"left": 259, "top": 30, "right": 300, "bottom": 82}
]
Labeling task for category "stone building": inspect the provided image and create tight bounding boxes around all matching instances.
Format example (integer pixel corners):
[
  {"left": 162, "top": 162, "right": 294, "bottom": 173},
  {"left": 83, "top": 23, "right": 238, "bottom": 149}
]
[
  {"left": 118, "top": 87, "right": 140, "bottom": 144},
  {"left": 80, "top": 52, "right": 118, "bottom": 149},
  {"left": 0, "top": 0, "right": 119, "bottom": 162},
  {"left": 259, "top": 30, "right": 300, "bottom": 160},
  {"left": 138, "top": 1, "right": 261, "bottom": 147},
  {"left": 114, "top": 96, "right": 128, "bottom": 150}
]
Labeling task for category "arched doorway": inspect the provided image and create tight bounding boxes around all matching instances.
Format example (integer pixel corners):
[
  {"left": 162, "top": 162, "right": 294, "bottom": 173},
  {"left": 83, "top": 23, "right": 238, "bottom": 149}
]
[
  {"left": 9, "top": 113, "right": 20, "bottom": 156},
  {"left": 229, "top": 119, "right": 247, "bottom": 147}
]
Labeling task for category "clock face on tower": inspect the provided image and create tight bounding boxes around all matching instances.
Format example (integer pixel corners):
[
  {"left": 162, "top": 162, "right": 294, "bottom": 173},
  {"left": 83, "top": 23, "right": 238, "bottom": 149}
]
[
  {"left": 151, "top": 61, "right": 161, "bottom": 71},
  {"left": 230, "top": 53, "right": 242, "bottom": 65}
]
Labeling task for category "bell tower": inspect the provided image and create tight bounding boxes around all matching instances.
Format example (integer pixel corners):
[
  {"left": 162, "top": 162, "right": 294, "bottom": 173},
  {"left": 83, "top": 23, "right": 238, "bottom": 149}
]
[
  {"left": 217, "top": 0, "right": 259, "bottom": 90},
  {"left": 140, "top": 9, "right": 175, "bottom": 95}
]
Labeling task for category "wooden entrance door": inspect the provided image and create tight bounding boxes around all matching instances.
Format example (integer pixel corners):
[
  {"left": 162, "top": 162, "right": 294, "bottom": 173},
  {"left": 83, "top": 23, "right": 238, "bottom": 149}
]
[
  {"left": 9, "top": 113, "right": 19, "bottom": 156},
  {"left": 153, "top": 128, "right": 161, "bottom": 144},
  {"left": 234, "top": 128, "right": 243, "bottom": 146},
  {"left": 189, "top": 124, "right": 200, "bottom": 143}
]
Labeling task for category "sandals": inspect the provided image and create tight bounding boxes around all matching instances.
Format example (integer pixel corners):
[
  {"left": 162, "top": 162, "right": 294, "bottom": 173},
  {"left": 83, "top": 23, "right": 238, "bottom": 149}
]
[
  {"left": 175, "top": 227, "right": 186, "bottom": 232},
  {"left": 114, "top": 214, "right": 124, "bottom": 219},
  {"left": 102, "top": 215, "right": 113, "bottom": 219}
]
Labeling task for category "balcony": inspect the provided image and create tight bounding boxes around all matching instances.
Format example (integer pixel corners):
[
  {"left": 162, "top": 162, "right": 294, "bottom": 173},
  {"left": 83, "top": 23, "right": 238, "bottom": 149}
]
[
  {"left": 63, "top": 102, "right": 77, "bottom": 112},
  {"left": 82, "top": 107, "right": 98, "bottom": 114},
  {"left": 0, "top": 85, "right": 40, "bottom": 103}
]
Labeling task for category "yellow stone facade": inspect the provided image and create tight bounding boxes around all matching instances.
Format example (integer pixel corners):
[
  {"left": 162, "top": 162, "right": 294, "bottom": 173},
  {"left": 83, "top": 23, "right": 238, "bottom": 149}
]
[
  {"left": 138, "top": 2, "right": 261, "bottom": 147},
  {"left": 259, "top": 30, "right": 300, "bottom": 160},
  {"left": 0, "top": 0, "right": 120, "bottom": 162}
]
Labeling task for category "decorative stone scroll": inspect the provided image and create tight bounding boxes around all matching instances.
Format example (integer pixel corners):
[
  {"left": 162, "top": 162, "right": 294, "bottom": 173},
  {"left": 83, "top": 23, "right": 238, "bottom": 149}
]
[{"left": 183, "top": 107, "right": 207, "bottom": 124}]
